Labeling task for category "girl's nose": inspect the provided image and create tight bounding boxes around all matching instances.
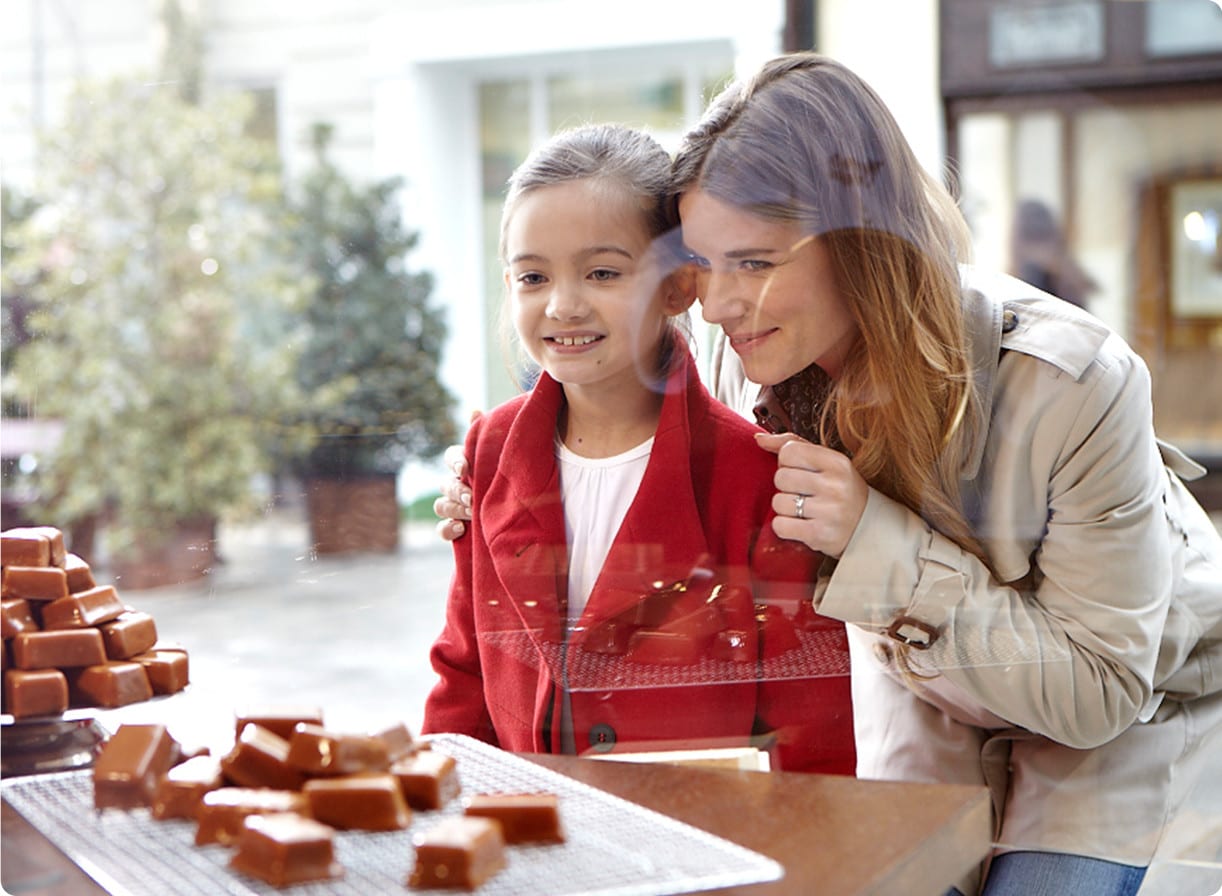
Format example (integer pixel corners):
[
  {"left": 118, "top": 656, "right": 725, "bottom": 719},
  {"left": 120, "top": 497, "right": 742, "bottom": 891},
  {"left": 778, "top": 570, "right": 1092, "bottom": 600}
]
[{"left": 545, "top": 285, "right": 589, "bottom": 321}]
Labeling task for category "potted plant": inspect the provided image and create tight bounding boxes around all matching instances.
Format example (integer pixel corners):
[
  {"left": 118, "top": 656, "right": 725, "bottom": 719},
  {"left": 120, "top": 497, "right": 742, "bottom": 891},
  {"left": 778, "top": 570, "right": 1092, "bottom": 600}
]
[
  {"left": 286, "top": 123, "right": 457, "bottom": 554},
  {"left": 4, "top": 73, "right": 305, "bottom": 589}
]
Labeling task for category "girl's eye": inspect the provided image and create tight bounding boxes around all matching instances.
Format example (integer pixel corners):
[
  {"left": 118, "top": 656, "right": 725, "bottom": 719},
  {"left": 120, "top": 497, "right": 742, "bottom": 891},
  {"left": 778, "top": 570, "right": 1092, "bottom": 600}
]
[
  {"left": 517, "top": 272, "right": 546, "bottom": 286},
  {"left": 589, "top": 268, "right": 620, "bottom": 282}
]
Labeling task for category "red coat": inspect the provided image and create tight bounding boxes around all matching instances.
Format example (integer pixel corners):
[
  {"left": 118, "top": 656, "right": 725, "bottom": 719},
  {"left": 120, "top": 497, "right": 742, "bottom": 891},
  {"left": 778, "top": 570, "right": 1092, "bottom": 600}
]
[{"left": 421, "top": 346, "right": 854, "bottom": 774}]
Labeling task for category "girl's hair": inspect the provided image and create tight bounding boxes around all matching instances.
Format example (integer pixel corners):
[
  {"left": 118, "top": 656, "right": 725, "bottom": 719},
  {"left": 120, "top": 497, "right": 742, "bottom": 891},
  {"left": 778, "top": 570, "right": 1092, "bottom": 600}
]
[
  {"left": 498, "top": 123, "right": 689, "bottom": 386},
  {"left": 500, "top": 123, "right": 678, "bottom": 260},
  {"left": 673, "top": 53, "right": 988, "bottom": 568}
]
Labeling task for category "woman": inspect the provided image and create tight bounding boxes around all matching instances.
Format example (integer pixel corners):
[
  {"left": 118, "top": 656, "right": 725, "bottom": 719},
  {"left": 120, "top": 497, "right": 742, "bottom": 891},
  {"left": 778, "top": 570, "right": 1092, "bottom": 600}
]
[
  {"left": 671, "top": 53, "right": 1222, "bottom": 896},
  {"left": 438, "top": 53, "right": 1222, "bottom": 896}
]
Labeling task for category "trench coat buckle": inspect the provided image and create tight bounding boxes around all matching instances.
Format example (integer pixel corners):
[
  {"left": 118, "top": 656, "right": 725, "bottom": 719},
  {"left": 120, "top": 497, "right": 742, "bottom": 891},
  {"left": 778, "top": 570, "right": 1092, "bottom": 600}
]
[{"left": 885, "top": 615, "right": 940, "bottom": 649}]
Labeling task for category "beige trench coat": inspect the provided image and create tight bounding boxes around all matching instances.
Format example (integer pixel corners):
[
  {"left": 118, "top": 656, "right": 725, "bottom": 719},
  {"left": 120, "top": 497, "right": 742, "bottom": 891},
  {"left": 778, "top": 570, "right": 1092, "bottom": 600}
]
[{"left": 712, "top": 267, "right": 1222, "bottom": 893}]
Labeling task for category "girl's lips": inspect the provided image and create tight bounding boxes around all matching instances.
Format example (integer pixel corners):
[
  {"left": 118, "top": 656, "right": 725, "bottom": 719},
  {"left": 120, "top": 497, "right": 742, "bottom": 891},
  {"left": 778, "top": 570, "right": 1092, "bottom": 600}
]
[{"left": 544, "top": 333, "right": 604, "bottom": 352}]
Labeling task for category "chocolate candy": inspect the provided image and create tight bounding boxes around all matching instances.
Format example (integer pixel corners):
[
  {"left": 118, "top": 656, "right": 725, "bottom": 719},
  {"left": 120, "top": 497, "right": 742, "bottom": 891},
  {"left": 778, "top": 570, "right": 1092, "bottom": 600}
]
[
  {"left": 12, "top": 628, "right": 107, "bottom": 669},
  {"left": 64, "top": 553, "right": 96, "bottom": 593},
  {"left": 1, "top": 598, "right": 38, "bottom": 639},
  {"left": 303, "top": 773, "right": 411, "bottom": 831},
  {"left": 132, "top": 648, "right": 189, "bottom": 694},
  {"left": 152, "top": 754, "right": 224, "bottom": 820},
  {"left": 93, "top": 723, "right": 180, "bottom": 810},
  {"left": 98, "top": 611, "right": 158, "bottom": 659},
  {"left": 234, "top": 707, "right": 325, "bottom": 740},
  {"left": 373, "top": 721, "right": 418, "bottom": 761},
  {"left": 230, "top": 812, "right": 343, "bottom": 888},
  {"left": 463, "top": 792, "right": 565, "bottom": 844},
  {"left": 195, "top": 788, "right": 309, "bottom": 846},
  {"left": 40, "top": 585, "right": 126, "bottom": 630},
  {"left": 391, "top": 748, "right": 461, "bottom": 810},
  {"left": 1, "top": 565, "right": 69, "bottom": 602},
  {"left": 69, "top": 661, "right": 153, "bottom": 708},
  {"left": 3, "top": 667, "right": 69, "bottom": 718},
  {"left": 286, "top": 723, "right": 391, "bottom": 776},
  {"left": 1, "top": 528, "right": 56, "bottom": 567},
  {"left": 408, "top": 815, "right": 506, "bottom": 890},
  {"left": 220, "top": 723, "right": 306, "bottom": 791}
]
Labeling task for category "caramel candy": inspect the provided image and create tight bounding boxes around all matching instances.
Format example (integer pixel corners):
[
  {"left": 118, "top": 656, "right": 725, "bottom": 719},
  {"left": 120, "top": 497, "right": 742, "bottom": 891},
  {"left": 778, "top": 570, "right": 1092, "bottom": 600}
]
[
  {"left": 626, "top": 627, "right": 707, "bottom": 665},
  {"left": 69, "top": 661, "right": 153, "bottom": 708},
  {"left": 3, "top": 668, "right": 69, "bottom": 718},
  {"left": 235, "top": 707, "right": 324, "bottom": 740},
  {"left": 195, "top": 788, "right": 309, "bottom": 846},
  {"left": 373, "top": 721, "right": 418, "bottom": 761},
  {"left": 12, "top": 628, "right": 107, "bottom": 669},
  {"left": 40, "top": 585, "right": 126, "bottom": 630},
  {"left": 152, "top": 754, "right": 225, "bottom": 820},
  {"left": 1, "top": 598, "right": 38, "bottom": 639},
  {"left": 286, "top": 723, "right": 391, "bottom": 776},
  {"left": 63, "top": 553, "right": 96, "bottom": 593},
  {"left": 132, "top": 648, "right": 189, "bottom": 694},
  {"left": 390, "top": 748, "right": 461, "bottom": 810},
  {"left": 408, "top": 816, "right": 506, "bottom": 890},
  {"left": 1, "top": 566, "right": 69, "bottom": 602},
  {"left": 0, "top": 527, "right": 61, "bottom": 567},
  {"left": 303, "top": 773, "right": 410, "bottom": 831},
  {"left": 98, "top": 611, "right": 158, "bottom": 659},
  {"left": 463, "top": 792, "right": 564, "bottom": 843},
  {"left": 230, "top": 812, "right": 343, "bottom": 888},
  {"left": 220, "top": 723, "right": 306, "bottom": 791},
  {"left": 93, "top": 723, "right": 180, "bottom": 810}
]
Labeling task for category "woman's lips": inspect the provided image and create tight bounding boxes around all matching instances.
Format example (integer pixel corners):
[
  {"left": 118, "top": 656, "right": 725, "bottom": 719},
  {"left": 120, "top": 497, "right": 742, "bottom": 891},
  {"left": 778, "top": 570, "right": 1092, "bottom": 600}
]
[{"left": 727, "top": 328, "right": 777, "bottom": 355}]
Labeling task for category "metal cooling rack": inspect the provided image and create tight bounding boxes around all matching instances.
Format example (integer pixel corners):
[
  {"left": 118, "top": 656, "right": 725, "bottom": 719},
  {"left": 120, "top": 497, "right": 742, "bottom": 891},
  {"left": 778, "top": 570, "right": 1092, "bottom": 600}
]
[{"left": 2, "top": 732, "right": 783, "bottom": 896}]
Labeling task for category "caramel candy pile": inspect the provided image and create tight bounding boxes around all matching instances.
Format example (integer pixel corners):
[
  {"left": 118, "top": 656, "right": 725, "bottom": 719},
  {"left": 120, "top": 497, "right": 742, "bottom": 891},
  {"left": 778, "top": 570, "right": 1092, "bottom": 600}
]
[
  {"left": 94, "top": 711, "right": 565, "bottom": 890},
  {"left": 1, "top": 526, "right": 189, "bottom": 719}
]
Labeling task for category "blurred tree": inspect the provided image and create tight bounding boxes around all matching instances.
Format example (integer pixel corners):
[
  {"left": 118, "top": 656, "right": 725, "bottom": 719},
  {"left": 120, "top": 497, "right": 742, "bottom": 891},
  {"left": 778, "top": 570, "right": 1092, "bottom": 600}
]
[
  {"left": 3, "top": 72, "right": 306, "bottom": 584},
  {"left": 290, "top": 123, "right": 457, "bottom": 478},
  {"left": 285, "top": 123, "right": 457, "bottom": 552}
]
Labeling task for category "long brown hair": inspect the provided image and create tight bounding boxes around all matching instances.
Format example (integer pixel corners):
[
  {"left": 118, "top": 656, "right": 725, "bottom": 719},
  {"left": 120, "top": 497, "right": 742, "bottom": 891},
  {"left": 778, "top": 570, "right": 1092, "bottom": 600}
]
[{"left": 673, "top": 53, "right": 989, "bottom": 566}]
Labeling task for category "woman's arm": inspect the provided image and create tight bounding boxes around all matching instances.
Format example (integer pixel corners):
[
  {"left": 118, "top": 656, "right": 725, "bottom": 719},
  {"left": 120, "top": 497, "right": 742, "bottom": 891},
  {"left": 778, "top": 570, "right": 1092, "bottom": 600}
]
[{"left": 818, "top": 347, "right": 1171, "bottom": 749}]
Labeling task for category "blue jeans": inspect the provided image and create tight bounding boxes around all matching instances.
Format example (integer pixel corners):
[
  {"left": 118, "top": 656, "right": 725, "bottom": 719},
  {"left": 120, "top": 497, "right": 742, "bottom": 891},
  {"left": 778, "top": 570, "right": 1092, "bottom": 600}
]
[{"left": 945, "top": 851, "right": 1147, "bottom": 896}]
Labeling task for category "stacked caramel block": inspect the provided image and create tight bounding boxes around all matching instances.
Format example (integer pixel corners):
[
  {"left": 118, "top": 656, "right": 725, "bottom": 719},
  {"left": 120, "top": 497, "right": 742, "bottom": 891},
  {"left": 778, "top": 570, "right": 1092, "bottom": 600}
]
[{"left": 1, "top": 526, "right": 189, "bottom": 719}]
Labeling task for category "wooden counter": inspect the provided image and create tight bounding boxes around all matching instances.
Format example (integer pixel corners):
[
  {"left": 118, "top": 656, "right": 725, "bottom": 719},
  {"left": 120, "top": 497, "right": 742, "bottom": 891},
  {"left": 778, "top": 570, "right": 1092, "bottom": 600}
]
[{"left": 2, "top": 756, "right": 990, "bottom": 896}]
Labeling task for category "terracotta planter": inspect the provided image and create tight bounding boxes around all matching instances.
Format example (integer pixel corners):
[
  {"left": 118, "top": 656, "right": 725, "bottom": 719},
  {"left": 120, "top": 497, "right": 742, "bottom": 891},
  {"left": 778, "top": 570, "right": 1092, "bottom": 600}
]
[
  {"left": 305, "top": 475, "right": 400, "bottom": 555},
  {"left": 108, "top": 516, "right": 218, "bottom": 591}
]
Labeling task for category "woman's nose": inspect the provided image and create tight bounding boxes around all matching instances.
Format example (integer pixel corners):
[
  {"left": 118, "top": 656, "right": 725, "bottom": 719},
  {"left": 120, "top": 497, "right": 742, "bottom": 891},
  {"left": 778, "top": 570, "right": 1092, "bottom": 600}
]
[{"left": 697, "top": 270, "right": 744, "bottom": 325}]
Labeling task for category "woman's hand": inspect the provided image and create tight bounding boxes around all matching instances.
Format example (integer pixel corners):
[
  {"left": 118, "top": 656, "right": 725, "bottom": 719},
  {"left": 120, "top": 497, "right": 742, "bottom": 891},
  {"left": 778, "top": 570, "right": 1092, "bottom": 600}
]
[
  {"left": 755, "top": 432, "right": 868, "bottom": 558},
  {"left": 433, "top": 443, "right": 473, "bottom": 541}
]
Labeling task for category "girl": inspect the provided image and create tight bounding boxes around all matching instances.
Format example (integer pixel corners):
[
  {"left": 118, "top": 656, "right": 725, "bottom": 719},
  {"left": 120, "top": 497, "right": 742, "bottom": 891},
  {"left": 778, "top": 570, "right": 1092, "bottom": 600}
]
[
  {"left": 672, "top": 53, "right": 1222, "bottom": 896},
  {"left": 420, "top": 124, "right": 854, "bottom": 774}
]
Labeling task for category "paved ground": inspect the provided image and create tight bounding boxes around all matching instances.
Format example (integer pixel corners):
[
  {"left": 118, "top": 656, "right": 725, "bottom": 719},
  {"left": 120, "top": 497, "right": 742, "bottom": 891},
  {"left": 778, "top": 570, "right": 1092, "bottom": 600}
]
[{"left": 93, "top": 510, "right": 1222, "bottom": 895}]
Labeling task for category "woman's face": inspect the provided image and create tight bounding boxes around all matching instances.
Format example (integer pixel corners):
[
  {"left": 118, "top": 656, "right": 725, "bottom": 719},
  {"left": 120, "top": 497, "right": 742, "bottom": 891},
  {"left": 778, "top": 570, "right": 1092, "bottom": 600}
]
[{"left": 678, "top": 189, "right": 858, "bottom": 385}]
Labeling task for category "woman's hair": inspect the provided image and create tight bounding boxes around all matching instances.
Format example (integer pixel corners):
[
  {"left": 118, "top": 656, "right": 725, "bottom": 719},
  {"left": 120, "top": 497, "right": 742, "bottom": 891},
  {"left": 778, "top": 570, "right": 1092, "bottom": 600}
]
[
  {"left": 498, "top": 123, "right": 688, "bottom": 386},
  {"left": 673, "top": 53, "right": 988, "bottom": 565}
]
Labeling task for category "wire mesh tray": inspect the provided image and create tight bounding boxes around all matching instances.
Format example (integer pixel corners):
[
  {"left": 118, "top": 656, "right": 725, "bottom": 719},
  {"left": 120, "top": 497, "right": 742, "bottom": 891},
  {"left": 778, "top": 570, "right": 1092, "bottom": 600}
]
[{"left": 2, "top": 732, "right": 783, "bottom": 896}]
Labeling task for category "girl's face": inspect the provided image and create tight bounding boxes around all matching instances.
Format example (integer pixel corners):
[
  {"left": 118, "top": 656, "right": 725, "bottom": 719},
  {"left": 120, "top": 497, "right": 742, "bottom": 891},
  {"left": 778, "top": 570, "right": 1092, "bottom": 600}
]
[
  {"left": 504, "top": 179, "right": 683, "bottom": 397},
  {"left": 678, "top": 189, "right": 859, "bottom": 385}
]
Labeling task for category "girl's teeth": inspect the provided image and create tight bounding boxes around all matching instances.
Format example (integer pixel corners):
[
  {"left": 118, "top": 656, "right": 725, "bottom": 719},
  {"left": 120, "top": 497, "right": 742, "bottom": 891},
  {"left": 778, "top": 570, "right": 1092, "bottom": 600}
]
[{"left": 556, "top": 335, "right": 597, "bottom": 346}]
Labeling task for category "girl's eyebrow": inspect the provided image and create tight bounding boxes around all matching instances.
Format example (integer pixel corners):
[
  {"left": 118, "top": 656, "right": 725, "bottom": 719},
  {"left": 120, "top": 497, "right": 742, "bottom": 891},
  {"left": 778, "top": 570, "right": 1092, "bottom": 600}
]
[{"left": 508, "top": 245, "right": 635, "bottom": 266}]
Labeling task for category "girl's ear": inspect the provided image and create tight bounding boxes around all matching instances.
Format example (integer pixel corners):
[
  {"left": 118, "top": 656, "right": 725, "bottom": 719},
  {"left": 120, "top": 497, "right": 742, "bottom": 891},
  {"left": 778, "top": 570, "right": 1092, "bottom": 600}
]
[{"left": 662, "top": 267, "right": 697, "bottom": 315}]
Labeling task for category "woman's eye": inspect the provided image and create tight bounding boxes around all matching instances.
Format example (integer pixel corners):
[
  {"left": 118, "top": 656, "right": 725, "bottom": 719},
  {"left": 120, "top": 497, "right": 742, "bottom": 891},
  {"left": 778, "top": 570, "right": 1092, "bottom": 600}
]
[
  {"left": 741, "top": 259, "right": 773, "bottom": 272},
  {"left": 684, "top": 251, "right": 711, "bottom": 270}
]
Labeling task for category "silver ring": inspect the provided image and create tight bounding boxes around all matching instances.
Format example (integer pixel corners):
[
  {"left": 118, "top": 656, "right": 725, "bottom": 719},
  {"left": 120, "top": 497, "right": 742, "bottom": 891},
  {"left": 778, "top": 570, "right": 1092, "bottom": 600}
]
[{"left": 793, "top": 494, "right": 806, "bottom": 520}]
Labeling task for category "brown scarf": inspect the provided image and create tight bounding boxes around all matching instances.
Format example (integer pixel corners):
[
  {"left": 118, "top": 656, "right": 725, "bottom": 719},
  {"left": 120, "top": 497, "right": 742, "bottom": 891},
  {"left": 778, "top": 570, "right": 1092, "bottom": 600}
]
[{"left": 753, "top": 364, "right": 840, "bottom": 450}]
